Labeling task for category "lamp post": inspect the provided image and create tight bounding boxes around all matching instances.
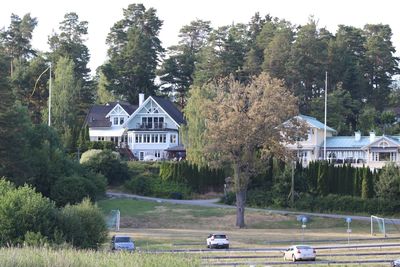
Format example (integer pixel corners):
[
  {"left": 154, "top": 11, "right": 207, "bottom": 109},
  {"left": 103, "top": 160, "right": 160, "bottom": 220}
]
[{"left": 32, "top": 63, "right": 52, "bottom": 126}]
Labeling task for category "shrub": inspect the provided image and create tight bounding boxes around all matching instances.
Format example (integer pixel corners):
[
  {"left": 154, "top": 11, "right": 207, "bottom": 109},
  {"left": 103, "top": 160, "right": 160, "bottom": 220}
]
[
  {"left": 124, "top": 174, "right": 154, "bottom": 196},
  {"left": 375, "top": 163, "right": 400, "bottom": 201},
  {"left": 247, "top": 189, "right": 275, "bottom": 208},
  {"left": 87, "top": 141, "right": 115, "bottom": 150},
  {"left": 222, "top": 191, "right": 236, "bottom": 205},
  {"left": 23, "top": 231, "right": 48, "bottom": 247},
  {"left": 82, "top": 150, "right": 129, "bottom": 185},
  {"left": 79, "top": 149, "right": 103, "bottom": 164},
  {"left": 0, "top": 181, "right": 57, "bottom": 246},
  {"left": 58, "top": 198, "right": 108, "bottom": 249},
  {"left": 127, "top": 161, "right": 161, "bottom": 175},
  {"left": 124, "top": 171, "right": 192, "bottom": 199},
  {"left": 50, "top": 173, "right": 106, "bottom": 206}
]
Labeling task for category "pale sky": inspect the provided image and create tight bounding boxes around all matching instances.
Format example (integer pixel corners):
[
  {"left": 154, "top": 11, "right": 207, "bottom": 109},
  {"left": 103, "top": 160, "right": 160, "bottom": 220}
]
[{"left": 1, "top": 0, "right": 399, "bottom": 74}]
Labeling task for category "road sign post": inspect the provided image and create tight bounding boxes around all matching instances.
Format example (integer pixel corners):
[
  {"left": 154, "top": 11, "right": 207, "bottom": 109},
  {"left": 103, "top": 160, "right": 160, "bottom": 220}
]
[
  {"left": 346, "top": 217, "right": 352, "bottom": 245},
  {"left": 301, "top": 217, "right": 308, "bottom": 242}
]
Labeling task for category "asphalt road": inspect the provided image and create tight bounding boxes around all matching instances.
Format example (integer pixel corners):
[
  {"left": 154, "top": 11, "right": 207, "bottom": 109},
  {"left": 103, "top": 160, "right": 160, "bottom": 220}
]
[{"left": 106, "top": 191, "right": 400, "bottom": 224}]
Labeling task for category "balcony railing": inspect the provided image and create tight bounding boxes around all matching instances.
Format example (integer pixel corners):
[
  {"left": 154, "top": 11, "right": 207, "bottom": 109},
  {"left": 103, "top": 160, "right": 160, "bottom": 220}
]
[{"left": 136, "top": 122, "right": 167, "bottom": 129}]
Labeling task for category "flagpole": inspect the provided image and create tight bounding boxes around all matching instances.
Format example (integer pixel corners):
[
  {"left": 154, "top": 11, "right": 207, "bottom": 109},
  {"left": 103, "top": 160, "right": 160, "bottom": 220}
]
[{"left": 324, "top": 71, "right": 327, "bottom": 160}]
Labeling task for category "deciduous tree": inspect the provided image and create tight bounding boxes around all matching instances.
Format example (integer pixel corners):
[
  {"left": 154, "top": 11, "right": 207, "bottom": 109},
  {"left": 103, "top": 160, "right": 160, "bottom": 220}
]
[{"left": 202, "top": 73, "right": 303, "bottom": 227}]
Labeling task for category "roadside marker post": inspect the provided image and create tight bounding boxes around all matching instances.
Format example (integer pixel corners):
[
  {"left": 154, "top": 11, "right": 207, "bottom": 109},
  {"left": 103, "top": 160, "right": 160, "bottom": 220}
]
[
  {"left": 301, "top": 217, "right": 308, "bottom": 242},
  {"left": 346, "top": 217, "right": 352, "bottom": 245}
]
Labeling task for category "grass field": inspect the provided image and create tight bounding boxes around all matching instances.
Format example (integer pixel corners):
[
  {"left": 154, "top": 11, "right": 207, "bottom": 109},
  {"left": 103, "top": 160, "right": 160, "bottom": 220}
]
[
  {"left": 3, "top": 198, "right": 400, "bottom": 267},
  {"left": 97, "top": 198, "right": 400, "bottom": 251},
  {"left": 0, "top": 247, "right": 200, "bottom": 267}
]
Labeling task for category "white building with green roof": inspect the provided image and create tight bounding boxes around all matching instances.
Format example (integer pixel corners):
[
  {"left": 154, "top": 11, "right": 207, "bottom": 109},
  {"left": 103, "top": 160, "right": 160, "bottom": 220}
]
[{"left": 287, "top": 115, "right": 400, "bottom": 169}]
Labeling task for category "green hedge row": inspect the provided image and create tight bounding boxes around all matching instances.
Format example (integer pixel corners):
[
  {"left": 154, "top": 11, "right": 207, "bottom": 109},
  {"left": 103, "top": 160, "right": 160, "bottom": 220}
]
[
  {"left": 223, "top": 190, "right": 399, "bottom": 215},
  {"left": 159, "top": 161, "right": 225, "bottom": 193},
  {"left": 125, "top": 162, "right": 191, "bottom": 199}
]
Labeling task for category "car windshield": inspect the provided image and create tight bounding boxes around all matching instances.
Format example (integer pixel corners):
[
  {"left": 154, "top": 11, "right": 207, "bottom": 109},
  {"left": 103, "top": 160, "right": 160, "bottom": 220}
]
[
  {"left": 115, "top": 237, "right": 132, "bottom": 242},
  {"left": 297, "top": 246, "right": 312, "bottom": 249},
  {"left": 214, "top": 235, "right": 226, "bottom": 239}
]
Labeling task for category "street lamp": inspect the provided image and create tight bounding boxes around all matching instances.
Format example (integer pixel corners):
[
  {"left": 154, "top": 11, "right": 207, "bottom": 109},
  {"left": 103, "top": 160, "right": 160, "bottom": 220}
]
[{"left": 32, "top": 63, "right": 52, "bottom": 126}]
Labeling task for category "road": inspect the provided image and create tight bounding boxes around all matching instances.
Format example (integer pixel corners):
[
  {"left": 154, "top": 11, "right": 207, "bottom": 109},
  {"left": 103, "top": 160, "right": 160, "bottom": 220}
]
[{"left": 106, "top": 191, "right": 400, "bottom": 224}]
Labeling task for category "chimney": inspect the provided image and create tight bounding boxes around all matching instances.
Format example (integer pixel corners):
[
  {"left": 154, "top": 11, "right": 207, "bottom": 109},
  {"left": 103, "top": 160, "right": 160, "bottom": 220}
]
[
  {"left": 355, "top": 131, "right": 361, "bottom": 141},
  {"left": 369, "top": 131, "right": 375, "bottom": 143},
  {"left": 139, "top": 93, "right": 145, "bottom": 106}
]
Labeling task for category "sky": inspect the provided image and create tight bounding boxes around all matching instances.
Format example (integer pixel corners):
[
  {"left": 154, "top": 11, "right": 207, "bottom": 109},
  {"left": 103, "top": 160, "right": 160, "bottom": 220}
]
[{"left": 1, "top": 0, "right": 400, "bottom": 74}]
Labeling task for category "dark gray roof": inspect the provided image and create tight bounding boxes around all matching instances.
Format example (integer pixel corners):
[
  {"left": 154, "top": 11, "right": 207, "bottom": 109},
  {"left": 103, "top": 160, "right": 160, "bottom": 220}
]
[
  {"left": 85, "top": 102, "right": 137, "bottom": 127},
  {"left": 165, "top": 145, "right": 186, "bottom": 152},
  {"left": 152, "top": 96, "right": 186, "bottom": 125}
]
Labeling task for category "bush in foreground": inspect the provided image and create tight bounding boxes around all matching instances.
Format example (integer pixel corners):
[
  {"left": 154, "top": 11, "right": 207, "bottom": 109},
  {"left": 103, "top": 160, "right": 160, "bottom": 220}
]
[
  {"left": 58, "top": 198, "right": 108, "bottom": 249},
  {"left": 0, "top": 180, "right": 57, "bottom": 246}
]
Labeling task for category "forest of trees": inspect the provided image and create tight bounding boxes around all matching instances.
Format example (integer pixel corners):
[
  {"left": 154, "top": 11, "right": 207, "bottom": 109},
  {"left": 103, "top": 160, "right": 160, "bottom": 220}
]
[{"left": 1, "top": 5, "right": 399, "bottom": 157}]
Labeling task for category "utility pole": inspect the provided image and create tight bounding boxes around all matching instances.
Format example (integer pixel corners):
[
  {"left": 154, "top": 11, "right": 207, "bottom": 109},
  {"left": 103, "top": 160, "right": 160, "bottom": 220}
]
[
  {"left": 48, "top": 63, "right": 52, "bottom": 127},
  {"left": 290, "top": 160, "right": 295, "bottom": 206},
  {"left": 324, "top": 71, "right": 327, "bottom": 160}
]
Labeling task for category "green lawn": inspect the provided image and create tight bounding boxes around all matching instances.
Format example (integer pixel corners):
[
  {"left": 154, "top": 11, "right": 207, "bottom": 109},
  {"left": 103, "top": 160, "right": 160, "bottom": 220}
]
[{"left": 97, "top": 198, "right": 372, "bottom": 231}]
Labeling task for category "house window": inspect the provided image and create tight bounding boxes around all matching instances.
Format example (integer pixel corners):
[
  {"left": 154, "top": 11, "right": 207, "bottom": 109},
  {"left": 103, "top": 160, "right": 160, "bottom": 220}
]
[
  {"left": 142, "top": 117, "right": 164, "bottom": 128},
  {"left": 113, "top": 117, "right": 118, "bottom": 125},
  {"left": 154, "top": 134, "right": 159, "bottom": 143},
  {"left": 142, "top": 117, "right": 153, "bottom": 128},
  {"left": 120, "top": 117, "right": 124, "bottom": 124},
  {"left": 155, "top": 151, "right": 161, "bottom": 158},
  {"left": 98, "top": 137, "right": 105, "bottom": 141},
  {"left": 159, "top": 134, "right": 166, "bottom": 143},
  {"left": 151, "top": 134, "right": 156, "bottom": 143},
  {"left": 170, "top": 134, "right": 176, "bottom": 144}
]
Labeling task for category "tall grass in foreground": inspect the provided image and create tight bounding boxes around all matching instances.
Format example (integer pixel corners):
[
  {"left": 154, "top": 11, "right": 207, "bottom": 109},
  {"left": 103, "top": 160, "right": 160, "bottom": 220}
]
[{"left": 0, "top": 247, "right": 200, "bottom": 267}]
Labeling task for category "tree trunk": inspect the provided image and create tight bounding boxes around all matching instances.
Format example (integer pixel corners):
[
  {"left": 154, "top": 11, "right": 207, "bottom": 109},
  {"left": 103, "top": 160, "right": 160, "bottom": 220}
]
[{"left": 235, "top": 188, "right": 246, "bottom": 228}]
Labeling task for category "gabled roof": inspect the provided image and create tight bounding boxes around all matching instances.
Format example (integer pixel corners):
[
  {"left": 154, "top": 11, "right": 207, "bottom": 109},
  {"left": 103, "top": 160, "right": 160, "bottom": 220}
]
[
  {"left": 85, "top": 102, "right": 137, "bottom": 128},
  {"left": 362, "top": 135, "right": 400, "bottom": 149},
  {"left": 152, "top": 96, "right": 185, "bottom": 125},
  {"left": 324, "top": 135, "right": 400, "bottom": 149},
  {"left": 123, "top": 96, "right": 185, "bottom": 128},
  {"left": 297, "top": 114, "right": 336, "bottom": 133}
]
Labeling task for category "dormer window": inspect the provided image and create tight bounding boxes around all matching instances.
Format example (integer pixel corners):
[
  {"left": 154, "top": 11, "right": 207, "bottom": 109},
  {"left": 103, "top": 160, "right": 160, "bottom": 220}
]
[
  {"left": 113, "top": 117, "right": 118, "bottom": 125},
  {"left": 120, "top": 117, "right": 124, "bottom": 124}
]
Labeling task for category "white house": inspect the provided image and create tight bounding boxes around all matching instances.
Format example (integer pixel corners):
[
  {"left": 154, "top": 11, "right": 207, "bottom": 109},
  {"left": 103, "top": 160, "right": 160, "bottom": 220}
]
[
  {"left": 86, "top": 101, "right": 137, "bottom": 146},
  {"left": 287, "top": 115, "right": 400, "bottom": 169},
  {"left": 85, "top": 94, "right": 186, "bottom": 160}
]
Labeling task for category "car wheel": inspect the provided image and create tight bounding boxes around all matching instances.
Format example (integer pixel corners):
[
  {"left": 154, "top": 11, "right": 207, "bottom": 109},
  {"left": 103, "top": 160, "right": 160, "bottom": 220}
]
[{"left": 292, "top": 254, "right": 296, "bottom": 262}]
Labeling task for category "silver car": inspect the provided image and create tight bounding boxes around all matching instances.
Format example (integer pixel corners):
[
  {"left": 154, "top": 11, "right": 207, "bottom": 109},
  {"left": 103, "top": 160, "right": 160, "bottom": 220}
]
[
  {"left": 111, "top": 235, "right": 135, "bottom": 252},
  {"left": 392, "top": 259, "right": 400, "bottom": 267},
  {"left": 283, "top": 245, "right": 316, "bottom": 262}
]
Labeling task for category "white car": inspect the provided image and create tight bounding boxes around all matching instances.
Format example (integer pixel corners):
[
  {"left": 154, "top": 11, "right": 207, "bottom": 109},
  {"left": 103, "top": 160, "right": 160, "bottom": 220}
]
[
  {"left": 392, "top": 259, "right": 400, "bottom": 267},
  {"left": 283, "top": 245, "right": 316, "bottom": 262},
  {"left": 206, "top": 234, "right": 229, "bottom": 249}
]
